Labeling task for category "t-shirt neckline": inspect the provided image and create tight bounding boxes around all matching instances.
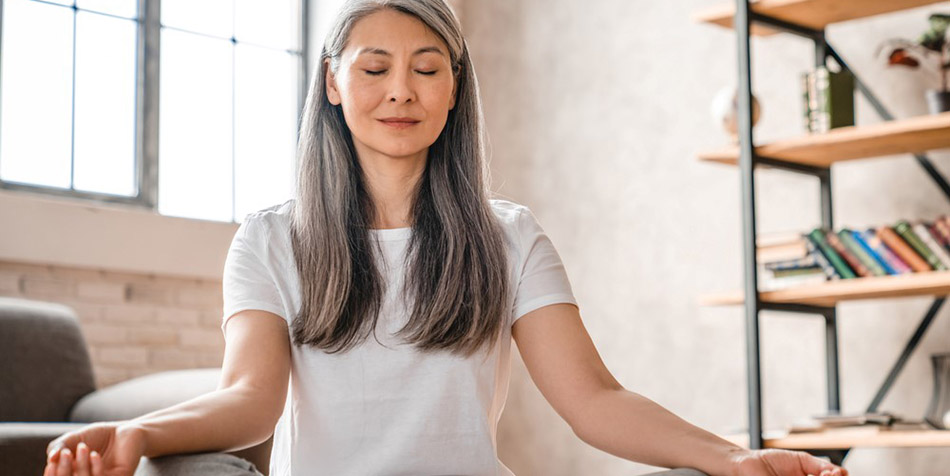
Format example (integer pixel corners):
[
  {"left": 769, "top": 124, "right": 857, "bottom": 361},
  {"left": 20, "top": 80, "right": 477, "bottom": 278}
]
[{"left": 369, "top": 227, "right": 411, "bottom": 241}]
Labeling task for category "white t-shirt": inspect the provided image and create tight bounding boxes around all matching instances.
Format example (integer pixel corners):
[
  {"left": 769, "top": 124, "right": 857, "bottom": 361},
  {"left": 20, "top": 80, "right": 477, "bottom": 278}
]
[{"left": 220, "top": 198, "right": 579, "bottom": 476}]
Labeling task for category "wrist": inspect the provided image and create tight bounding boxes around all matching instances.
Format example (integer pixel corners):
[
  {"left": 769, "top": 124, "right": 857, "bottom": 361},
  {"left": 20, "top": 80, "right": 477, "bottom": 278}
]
[
  {"left": 117, "top": 421, "right": 150, "bottom": 457},
  {"left": 724, "top": 447, "right": 757, "bottom": 476}
]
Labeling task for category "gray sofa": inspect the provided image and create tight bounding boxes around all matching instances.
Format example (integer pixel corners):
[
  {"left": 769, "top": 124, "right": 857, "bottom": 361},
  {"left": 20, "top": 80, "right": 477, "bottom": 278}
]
[{"left": 0, "top": 296, "right": 272, "bottom": 476}]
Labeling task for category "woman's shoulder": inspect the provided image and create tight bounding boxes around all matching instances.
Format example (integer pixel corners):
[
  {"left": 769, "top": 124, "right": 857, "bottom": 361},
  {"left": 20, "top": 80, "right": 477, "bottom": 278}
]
[{"left": 488, "top": 198, "right": 529, "bottom": 227}]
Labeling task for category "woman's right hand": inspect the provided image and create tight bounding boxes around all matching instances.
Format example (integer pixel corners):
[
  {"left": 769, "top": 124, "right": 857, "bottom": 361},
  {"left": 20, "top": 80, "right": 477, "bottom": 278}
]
[{"left": 44, "top": 422, "right": 147, "bottom": 476}]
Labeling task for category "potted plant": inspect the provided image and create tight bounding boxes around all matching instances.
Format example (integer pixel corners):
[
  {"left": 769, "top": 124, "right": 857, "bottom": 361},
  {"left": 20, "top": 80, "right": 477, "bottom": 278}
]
[{"left": 875, "top": 13, "right": 950, "bottom": 114}]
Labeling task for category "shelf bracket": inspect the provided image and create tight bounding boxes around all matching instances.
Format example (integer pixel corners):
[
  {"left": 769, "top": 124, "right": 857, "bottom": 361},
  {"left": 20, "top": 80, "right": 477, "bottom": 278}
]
[
  {"left": 824, "top": 44, "right": 950, "bottom": 203},
  {"left": 866, "top": 297, "right": 946, "bottom": 413}
]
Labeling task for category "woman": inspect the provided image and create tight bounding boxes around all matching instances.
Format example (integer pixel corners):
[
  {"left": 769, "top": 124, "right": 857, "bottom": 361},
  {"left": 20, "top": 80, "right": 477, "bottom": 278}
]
[{"left": 44, "top": 1, "right": 848, "bottom": 475}]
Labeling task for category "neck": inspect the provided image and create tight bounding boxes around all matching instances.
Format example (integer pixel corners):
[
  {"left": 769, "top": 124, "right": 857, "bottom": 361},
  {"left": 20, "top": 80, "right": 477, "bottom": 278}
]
[{"left": 353, "top": 141, "right": 427, "bottom": 229}]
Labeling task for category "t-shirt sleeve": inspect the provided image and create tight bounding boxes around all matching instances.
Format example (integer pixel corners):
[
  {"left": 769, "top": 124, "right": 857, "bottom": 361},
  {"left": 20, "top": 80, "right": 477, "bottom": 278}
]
[
  {"left": 511, "top": 206, "right": 579, "bottom": 325},
  {"left": 220, "top": 214, "right": 286, "bottom": 337}
]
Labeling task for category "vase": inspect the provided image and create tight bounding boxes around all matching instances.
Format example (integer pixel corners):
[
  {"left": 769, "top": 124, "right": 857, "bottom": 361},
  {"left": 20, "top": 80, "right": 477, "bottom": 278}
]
[
  {"left": 925, "top": 352, "right": 950, "bottom": 429},
  {"left": 926, "top": 89, "right": 950, "bottom": 115},
  {"left": 710, "top": 86, "right": 761, "bottom": 143}
]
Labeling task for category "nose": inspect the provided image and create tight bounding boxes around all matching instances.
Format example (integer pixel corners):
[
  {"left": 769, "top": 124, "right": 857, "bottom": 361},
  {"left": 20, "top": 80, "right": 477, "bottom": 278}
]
[{"left": 387, "top": 68, "right": 415, "bottom": 103}]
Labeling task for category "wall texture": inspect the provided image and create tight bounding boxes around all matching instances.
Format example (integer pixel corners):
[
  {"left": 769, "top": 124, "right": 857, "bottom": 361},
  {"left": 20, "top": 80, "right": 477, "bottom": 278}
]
[
  {"left": 461, "top": 1, "right": 950, "bottom": 475},
  {"left": 0, "top": 260, "right": 225, "bottom": 388}
]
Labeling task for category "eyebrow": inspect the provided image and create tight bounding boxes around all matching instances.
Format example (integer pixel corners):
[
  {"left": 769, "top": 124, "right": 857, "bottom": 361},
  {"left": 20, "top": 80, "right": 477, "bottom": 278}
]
[{"left": 356, "top": 46, "right": 446, "bottom": 58}]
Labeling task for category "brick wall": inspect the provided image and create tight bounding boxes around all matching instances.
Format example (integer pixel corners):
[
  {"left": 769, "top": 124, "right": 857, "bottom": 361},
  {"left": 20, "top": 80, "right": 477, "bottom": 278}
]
[{"left": 1, "top": 260, "right": 225, "bottom": 388}]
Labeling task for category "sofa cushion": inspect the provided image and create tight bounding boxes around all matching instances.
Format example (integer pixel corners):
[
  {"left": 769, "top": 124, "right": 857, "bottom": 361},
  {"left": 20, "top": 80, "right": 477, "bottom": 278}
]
[{"left": 69, "top": 368, "right": 221, "bottom": 422}]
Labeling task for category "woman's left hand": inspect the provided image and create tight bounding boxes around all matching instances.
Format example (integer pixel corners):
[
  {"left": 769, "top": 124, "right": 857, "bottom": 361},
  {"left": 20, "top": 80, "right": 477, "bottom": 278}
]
[{"left": 729, "top": 448, "right": 848, "bottom": 476}]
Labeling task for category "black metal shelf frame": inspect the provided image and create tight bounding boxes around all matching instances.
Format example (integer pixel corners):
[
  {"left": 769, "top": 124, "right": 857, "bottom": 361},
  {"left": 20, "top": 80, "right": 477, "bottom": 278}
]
[{"left": 732, "top": 0, "right": 950, "bottom": 465}]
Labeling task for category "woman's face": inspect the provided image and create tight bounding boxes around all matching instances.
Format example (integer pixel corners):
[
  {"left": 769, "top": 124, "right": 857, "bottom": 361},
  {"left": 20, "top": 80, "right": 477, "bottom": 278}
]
[{"left": 325, "top": 9, "right": 457, "bottom": 161}]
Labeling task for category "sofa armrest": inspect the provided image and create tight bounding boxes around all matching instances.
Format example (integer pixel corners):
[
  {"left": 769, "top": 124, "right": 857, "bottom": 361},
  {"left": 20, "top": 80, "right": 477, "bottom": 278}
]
[{"left": 0, "top": 422, "right": 88, "bottom": 476}]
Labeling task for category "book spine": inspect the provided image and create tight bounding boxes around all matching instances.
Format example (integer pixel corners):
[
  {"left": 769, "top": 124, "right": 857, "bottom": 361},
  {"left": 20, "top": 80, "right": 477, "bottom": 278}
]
[
  {"left": 895, "top": 221, "right": 946, "bottom": 271},
  {"left": 801, "top": 71, "right": 812, "bottom": 133},
  {"left": 879, "top": 225, "right": 932, "bottom": 272},
  {"left": 804, "top": 237, "right": 841, "bottom": 279},
  {"left": 863, "top": 228, "right": 910, "bottom": 274},
  {"left": 807, "top": 229, "right": 856, "bottom": 279},
  {"left": 772, "top": 266, "right": 824, "bottom": 278},
  {"left": 764, "top": 255, "right": 819, "bottom": 271},
  {"left": 936, "top": 218, "right": 950, "bottom": 253},
  {"left": 913, "top": 222, "right": 950, "bottom": 269},
  {"left": 826, "top": 229, "right": 871, "bottom": 277},
  {"left": 828, "top": 68, "right": 855, "bottom": 129},
  {"left": 807, "top": 71, "right": 820, "bottom": 133},
  {"left": 851, "top": 229, "right": 896, "bottom": 275},
  {"left": 815, "top": 67, "right": 830, "bottom": 133},
  {"left": 928, "top": 221, "right": 950, "bottom": 254},
  {"left": 838, "top": 229, "right": 886, "bottom": 276}
]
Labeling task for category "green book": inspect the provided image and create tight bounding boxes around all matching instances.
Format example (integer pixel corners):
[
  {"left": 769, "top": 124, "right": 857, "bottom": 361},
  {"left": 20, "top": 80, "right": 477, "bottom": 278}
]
[
  {"left": 807, "top": 228, "right": 856, "bottom": 279},
  {"left": 894, "top": 220, "right": 947, "bottom": 271},
  {"left": 813, "top": 66, "right": 855, "bottom": 131},
  {"left": 838, "top": 229, "right": 886, "bottom": 276}
]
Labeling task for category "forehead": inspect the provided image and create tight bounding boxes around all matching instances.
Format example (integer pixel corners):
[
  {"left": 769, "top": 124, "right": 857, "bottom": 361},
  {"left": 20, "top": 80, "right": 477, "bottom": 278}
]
[{"left": 344, "top": 9, "right": 449, "bottom": 58}]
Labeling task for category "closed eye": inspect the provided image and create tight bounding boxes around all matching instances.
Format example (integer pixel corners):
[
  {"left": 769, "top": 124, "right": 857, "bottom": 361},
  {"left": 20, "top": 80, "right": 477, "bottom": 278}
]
[{"left": 364, "top": 70, "right": 438, "bottom": 76}]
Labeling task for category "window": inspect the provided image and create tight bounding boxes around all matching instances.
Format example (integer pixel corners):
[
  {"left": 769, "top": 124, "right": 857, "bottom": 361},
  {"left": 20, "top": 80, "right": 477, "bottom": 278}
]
[{"left": 0, "top": 0, "right": 309, "bottom": 223}]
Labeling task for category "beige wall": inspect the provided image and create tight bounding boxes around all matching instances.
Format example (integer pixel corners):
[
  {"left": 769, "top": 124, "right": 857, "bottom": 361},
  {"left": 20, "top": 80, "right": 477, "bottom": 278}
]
[
  {"left": 0, "top": 259, "right": 225, "bottom": 388},
  {"left": 462, "top": 1, "right": 950, "bottom": 475}
]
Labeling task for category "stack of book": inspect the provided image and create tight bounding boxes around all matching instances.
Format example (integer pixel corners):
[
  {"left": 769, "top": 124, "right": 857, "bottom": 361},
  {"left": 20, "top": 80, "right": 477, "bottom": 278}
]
[
  {"left": 801, "top": 64, "right": 855, "bottom": 133},
  {"left": 788, "top": 412, "right": 900, "bottom": 433},
  {"left": 757, "top": 216, "right": 950, "bottom": 291}
]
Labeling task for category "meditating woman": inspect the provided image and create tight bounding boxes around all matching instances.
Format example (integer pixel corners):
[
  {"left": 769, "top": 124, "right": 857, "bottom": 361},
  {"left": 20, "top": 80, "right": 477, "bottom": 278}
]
[{"left": 44, "top": 1, "right": 848, "bottom": 475}]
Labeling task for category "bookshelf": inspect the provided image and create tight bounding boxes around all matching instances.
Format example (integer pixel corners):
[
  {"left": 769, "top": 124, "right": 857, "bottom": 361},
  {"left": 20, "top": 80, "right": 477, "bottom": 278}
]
[
  {"left": 693, "top": 0, "right": 950, "bottom": 466},
  {"left": 698, "top": 110, "right": 950, "bottom": 167}
]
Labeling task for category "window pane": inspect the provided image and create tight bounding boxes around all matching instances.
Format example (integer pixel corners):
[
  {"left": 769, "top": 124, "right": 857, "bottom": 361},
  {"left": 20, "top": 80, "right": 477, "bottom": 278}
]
[
  {"left": 0, "top": 0, "right": 73, "bottom": 188},
  {"left": 234, "top": 44, "right": 297, "bottom": 219},
  {"left": 73, "top": 11, "right": 137, "bottom": 196},
  {"left": 76, "top": 0, "right": 137, "bottom": 19},
  {"left": 158, "top": 28, "right": 232, "bottom": 222},
  {"left": 235, "top": 0, "right": 300, "bottom": 51},
  {"left": 161, "top": 0, "right": 233, "bottom": 39}
]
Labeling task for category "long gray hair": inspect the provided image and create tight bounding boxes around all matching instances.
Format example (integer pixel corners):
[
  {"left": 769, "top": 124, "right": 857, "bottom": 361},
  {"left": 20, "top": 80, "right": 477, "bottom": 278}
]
[{"left": 288, "top": 0, "right": 511, "bottom": 358}]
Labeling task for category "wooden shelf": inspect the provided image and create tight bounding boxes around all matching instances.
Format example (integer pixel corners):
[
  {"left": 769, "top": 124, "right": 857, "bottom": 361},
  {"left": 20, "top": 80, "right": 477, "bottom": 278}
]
[
  {"left": 697, "top": 111, "right": 950, "bottom": 168},
  {"left": 725, "top": 426, "right": 950, "bottom": 450},
  {"left": 700, "top": 270, "right": 950, "bottom": 307},
  {"left": 691, "top": 0, "right": 946, "bottom": 37}
]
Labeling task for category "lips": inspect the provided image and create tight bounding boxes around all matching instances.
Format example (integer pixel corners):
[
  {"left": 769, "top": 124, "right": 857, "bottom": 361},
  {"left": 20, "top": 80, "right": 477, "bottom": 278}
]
[{"left": 378, "top": 117, "right": 421, "bottom": 129}]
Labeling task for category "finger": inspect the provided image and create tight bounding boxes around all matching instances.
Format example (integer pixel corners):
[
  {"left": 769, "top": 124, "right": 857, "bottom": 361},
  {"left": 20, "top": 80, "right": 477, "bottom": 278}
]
[
  {"left": 56, "top": 448, "right": 72, "bottom": 476},
  {"left": 798, "top": 452, "right": 837, "bottom": 474},
  {"left": 43, "top": 460, "right": 57, "bottom": 476},
  {"left": 47, "top": 446, "right": 61, "bottom": 465},
  {"left": 90, "top": 450, "right": 104, "bottom": 476},
  {"left": 76, "top": 442, "right": 92, "bottom": 476}
]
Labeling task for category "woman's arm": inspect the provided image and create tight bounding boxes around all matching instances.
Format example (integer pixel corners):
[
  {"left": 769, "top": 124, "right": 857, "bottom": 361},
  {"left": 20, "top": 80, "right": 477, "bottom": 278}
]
[
  {"left": 129, "top": 310, "right": 292, "bottom": 457},
  {"left": 511, "top": 303, "right": 844, "bottom": 476},
  {"left": 46, "top": 309, "right": 291, "bottom": 472}
]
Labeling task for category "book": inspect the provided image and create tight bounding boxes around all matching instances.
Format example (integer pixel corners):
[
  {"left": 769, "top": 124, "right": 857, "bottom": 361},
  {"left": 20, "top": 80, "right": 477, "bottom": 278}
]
[
  {"left": 878, "top": 226, "right": 932, "bottom": 272},
  {"left": 825, "top": 229, "right": 871, "bottom": 277},
  {"left": 759, "top": 267, "right": 828, "bottom": 291},
  {"left": 818, "top": 66, "right": 855, "bottom": 131},
  {"left": 913, "top": 222, "right": 950, "bottom": 269},
  {"left": 850, "top": 229, "right": 897, "bottom": 275},
  {"left": 926, "top": 222, "right": 950, "bottom": 254},
  {"left": 803, "top": 237, "right": 841, "bottom": 280},
  {"left": 894, "top": 220, "right": 946, "bottom": 271},
  {"left": 803, "top": 66, "right": 855, "bottom": 133},
  {"left": 838, "top": 229, "right": 887, "bottom": 276},
  {"left": 756, "top": 233, "right": 809, "bottom": 263},
  {"left": 862, "top": 228, "right": 910, "bottom": 274},
  {"left": 764, "top": 255, "right": 819, "bottom": 271},
  {"left": 806, "top": 229, "right": 856, "bottom": 279},
  {"left": 936, "top": 219, "right": 950, "bottom": 253}
]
